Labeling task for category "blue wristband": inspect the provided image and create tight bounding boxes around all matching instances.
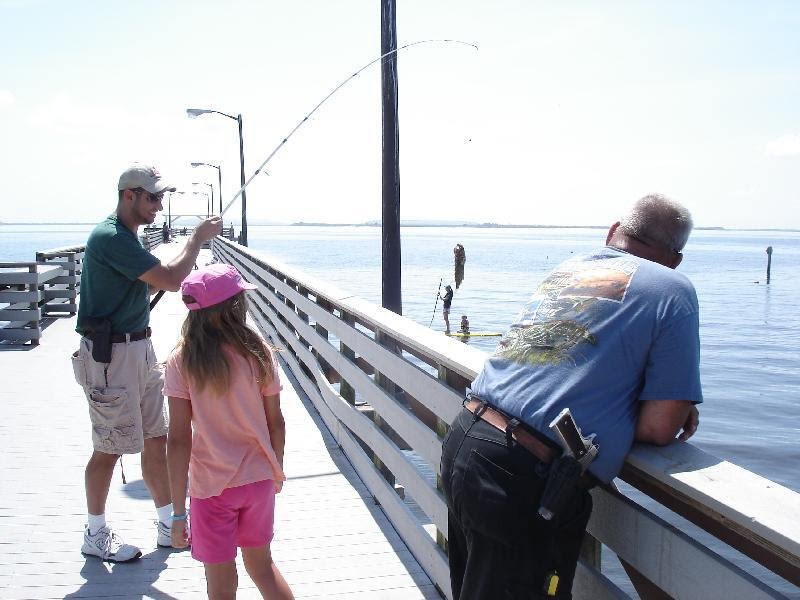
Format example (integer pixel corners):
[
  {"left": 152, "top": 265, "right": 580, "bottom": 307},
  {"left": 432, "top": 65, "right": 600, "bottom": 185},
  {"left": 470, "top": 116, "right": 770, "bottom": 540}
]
[{"left": 171, "top": 510, "right": 189, "bottom": 521}]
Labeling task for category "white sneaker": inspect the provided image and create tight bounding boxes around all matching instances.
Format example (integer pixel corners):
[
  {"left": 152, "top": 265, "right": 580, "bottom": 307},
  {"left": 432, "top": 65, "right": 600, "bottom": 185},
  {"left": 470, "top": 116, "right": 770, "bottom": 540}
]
[
  {"left": 82, "top": 525, "right": 141, "bottom": 562},
  {"left": 156, "top": 520, "right": 172, "bottom": 547}
]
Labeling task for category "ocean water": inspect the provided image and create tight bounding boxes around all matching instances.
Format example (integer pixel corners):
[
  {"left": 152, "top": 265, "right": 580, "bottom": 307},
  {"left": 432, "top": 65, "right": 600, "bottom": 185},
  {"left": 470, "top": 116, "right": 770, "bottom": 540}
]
[{"left": 3, "top": 223, "right": 799, "bottom": 595}]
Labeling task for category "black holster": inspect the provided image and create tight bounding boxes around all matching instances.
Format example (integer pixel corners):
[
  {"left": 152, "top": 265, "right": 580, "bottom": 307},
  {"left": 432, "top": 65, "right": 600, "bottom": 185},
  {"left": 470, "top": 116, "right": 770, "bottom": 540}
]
[
  {"left": 538, "top": 455, "right": 582, "bottom": 521},
  {"left": 82, "top": 317, "right": 113, "bottom": 363}
]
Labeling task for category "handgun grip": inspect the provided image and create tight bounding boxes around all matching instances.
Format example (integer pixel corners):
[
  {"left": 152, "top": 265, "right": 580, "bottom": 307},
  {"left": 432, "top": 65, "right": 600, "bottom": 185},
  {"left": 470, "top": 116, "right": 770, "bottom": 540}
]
[{"left": 553, "top": 414, "right": 588, "bottom": 458}]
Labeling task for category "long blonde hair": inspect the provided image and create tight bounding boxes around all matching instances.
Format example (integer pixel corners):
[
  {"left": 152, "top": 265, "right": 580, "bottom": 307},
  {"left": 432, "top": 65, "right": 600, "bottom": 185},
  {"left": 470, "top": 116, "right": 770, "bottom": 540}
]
[{"left": 176, "top": 291, "right": 275, "bottom": 394}]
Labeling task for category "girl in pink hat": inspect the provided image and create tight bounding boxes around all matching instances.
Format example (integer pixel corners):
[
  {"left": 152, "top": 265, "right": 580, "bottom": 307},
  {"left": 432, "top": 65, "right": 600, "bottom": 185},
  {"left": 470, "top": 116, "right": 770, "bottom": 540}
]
[{"left": 164, "top": 264, "right": 293, "bottom": 599}]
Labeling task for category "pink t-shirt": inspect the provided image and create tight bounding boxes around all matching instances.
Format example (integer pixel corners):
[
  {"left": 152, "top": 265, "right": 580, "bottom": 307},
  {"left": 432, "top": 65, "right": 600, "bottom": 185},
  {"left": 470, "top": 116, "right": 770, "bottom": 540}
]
[{"left": 164, "top": 344, "right": 285, "bottom": 499}]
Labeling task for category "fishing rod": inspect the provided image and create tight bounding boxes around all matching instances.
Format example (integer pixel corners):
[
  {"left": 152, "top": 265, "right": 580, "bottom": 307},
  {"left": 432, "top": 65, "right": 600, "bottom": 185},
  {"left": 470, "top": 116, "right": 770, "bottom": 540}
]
[
  {"left": 220, "top": 38, "right": 478, "bottom": 218},
  {"left": 428, "top": 277, "right": 443, "bottom": 327},
  {"left": 149, "top": 289, "right": 166, "bottom": 310}
]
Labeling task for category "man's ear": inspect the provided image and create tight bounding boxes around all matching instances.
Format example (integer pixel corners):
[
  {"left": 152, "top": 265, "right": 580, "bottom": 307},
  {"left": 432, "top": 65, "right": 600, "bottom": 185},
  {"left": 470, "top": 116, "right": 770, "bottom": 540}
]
[
  {"left": 606, "top": 222, "right": 620, "bottom": 245},
  {"left": 668, "top": 253, "right": 683, "bottom": 269}
]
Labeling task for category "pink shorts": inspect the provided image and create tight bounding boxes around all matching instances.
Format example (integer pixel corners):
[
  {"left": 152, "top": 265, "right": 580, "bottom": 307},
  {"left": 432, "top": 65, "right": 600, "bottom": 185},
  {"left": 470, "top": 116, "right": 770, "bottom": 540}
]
[{"left": 190, "top": 479, "right": 276, "bottom": 564}]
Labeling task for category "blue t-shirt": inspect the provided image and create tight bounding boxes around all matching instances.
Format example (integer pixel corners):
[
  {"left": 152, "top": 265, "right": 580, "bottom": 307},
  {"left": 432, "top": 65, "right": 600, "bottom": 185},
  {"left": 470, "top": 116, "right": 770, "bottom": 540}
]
[
  {"left": 76, "top": 215, "right": 159, "bottom": 335},
  {"left": 470, "top": 246, "right": 703, "bottom": 482}
]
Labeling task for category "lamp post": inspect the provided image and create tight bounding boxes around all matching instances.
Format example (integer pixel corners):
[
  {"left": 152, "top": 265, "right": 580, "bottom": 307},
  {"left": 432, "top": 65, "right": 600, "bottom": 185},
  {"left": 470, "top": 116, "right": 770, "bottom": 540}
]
[
  {"left": 186, "top": 108, "right": 248, "bottom": 246},
  {"left": 192, "top": 182, "right": 214, "bottom": 217},
  {"left": 191, "top": 162, "right": 223, "bottom": 214}
]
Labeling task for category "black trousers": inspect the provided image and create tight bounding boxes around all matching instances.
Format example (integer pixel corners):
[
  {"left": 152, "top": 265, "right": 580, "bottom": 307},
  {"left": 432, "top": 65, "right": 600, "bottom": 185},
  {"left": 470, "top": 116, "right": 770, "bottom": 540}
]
[{"left": 440, "top": 407, "right": 593, "bottom": 600}]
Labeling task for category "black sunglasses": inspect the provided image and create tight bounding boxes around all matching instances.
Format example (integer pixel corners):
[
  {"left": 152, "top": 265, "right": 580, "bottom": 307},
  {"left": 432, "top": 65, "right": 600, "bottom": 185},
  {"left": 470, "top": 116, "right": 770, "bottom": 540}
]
[{"left": 133, "top": 188, "right": 164, "bottom": 203}]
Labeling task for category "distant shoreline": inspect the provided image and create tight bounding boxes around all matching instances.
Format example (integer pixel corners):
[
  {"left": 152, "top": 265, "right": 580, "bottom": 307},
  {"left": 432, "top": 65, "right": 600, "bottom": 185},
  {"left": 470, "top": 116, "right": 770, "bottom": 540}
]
[{"left": 1, "top": 221, "right": 798, "bottom": 232}]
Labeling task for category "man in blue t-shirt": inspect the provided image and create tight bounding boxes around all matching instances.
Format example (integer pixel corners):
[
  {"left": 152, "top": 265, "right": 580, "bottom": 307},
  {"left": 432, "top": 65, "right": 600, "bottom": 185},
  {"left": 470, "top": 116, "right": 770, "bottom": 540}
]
[
  {"left": 441, "top": 194, "right": 702, "bottom": 599},
  {"left": 73, "top": 164, "right": 222, "bottom": 562}
]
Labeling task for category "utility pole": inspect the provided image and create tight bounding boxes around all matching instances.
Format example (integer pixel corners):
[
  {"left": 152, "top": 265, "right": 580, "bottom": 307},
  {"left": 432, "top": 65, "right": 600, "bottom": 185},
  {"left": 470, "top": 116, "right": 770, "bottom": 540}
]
[
  {"left": 381, "top": 0, "right": 401, "bottom": 315},
  {"left": 237, "top": 114, "right": 248, "bottom": 246}
]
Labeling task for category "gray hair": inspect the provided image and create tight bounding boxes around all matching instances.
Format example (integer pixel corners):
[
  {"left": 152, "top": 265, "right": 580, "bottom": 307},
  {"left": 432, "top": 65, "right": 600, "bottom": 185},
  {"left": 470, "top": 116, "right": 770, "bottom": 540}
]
[{"left": 619, "top": 194, "right": 693, "bottom": 252}]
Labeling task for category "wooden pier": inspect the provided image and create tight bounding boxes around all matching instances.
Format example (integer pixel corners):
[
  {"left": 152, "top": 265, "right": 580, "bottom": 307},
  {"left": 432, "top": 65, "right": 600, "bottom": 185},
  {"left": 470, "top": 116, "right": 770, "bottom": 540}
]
[
  {"left": 0, "top": 241, "right": 438, "bottom": 599},
  {"left": 2, "top": 235, "right": 799, "bottom": 599}
]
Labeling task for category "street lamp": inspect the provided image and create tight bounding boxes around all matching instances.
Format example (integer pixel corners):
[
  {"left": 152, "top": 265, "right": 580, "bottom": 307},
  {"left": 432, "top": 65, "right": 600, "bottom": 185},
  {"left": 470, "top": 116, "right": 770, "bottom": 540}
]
[
  {"left": 187, "top": 108, "right": 248, "bottom": 246},
  {"left": 192, "top": 182, "right": 214, "bottom": 217},
  {"left": 191, "top": 162, "right": 223, "bottom": 214}
]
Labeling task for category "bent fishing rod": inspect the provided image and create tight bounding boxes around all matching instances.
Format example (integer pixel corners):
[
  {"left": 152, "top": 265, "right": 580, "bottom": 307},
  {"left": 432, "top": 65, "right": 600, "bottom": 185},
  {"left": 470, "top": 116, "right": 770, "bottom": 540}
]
[
  {"left": 429, "top": 278, "right": 443, "bottom": 327},
  {"left": 219, "top": 38, "right": 478, "bottom": 219}
]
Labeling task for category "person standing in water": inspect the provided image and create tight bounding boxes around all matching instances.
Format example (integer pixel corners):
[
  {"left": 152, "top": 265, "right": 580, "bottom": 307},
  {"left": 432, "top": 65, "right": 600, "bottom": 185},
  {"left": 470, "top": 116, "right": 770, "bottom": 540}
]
[
  {"left": 440, "top": 285, "right": 454, "bottom": 333},
  {"left": 165, "top": 264, "right": 293, "bottom": 600}
]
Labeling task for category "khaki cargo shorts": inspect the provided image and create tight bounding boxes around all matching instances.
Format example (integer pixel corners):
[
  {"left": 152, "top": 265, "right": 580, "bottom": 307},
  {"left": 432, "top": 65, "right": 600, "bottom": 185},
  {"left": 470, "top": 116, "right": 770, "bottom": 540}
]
[{"left": 71, "top": 336, "right": 168, "bottom": 455}]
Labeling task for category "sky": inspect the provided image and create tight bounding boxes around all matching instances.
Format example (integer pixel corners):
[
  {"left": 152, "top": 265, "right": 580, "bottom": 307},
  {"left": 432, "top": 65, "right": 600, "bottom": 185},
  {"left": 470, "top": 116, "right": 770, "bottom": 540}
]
[{"left": 1, "top": 0, "right": 798, "bottom": 228}]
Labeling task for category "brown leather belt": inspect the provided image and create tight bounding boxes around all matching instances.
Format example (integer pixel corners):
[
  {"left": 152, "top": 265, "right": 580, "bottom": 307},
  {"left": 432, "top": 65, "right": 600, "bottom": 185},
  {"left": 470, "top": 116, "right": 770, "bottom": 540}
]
[
  {"left": 109, "top": 328, "right": 151, "bottom": 343},
  {"left": 464, "top": 398, "right": 558, "bottom": 464},
  {"left": 464, "top": 398, "right": 599, "bottom": 490}
]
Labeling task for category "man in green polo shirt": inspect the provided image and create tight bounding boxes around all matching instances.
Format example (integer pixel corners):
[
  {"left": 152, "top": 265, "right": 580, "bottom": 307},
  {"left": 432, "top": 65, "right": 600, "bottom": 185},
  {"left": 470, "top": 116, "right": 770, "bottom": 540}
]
[{"left": 73, "top": 163, "right": 222, "bottom": 562}]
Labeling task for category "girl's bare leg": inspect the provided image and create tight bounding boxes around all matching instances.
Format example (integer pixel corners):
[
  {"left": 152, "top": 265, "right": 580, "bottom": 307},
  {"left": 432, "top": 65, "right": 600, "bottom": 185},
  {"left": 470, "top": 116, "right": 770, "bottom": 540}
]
[
  {"left": 204, "top": 560, "right": 238, "bottom": 600},
  {"left": 242, "top": 545, "right": 294, "bottom": 599}
]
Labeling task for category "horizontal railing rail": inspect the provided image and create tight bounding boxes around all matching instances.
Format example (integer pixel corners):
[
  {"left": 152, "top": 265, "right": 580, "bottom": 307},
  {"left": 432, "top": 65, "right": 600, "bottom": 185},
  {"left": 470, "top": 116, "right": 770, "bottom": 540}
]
[
  {"left": 1, "top": 244, "right": 84, "bottom": 344},
  {"left": 212, "top": 236, "right": 800, "bottom": 600},
  {"left": 0, "top": 262, "right": 64, "bottom": 345}
]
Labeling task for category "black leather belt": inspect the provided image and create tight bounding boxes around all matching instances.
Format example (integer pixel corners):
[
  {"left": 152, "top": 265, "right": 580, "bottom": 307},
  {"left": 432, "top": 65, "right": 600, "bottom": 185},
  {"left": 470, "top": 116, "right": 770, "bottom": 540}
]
[{"left": 108, "top": 328, "right": 151, "bottom": 343}]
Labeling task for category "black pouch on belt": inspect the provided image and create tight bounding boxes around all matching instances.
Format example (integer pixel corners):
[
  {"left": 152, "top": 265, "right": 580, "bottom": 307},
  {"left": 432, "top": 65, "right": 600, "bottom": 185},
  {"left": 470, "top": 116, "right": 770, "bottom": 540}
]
[
  {"left": 82, "top": 317, "right": 113, "bottom": 363},
  {"left": 538, "top": 455, "right": 582, "bottom": 521}
]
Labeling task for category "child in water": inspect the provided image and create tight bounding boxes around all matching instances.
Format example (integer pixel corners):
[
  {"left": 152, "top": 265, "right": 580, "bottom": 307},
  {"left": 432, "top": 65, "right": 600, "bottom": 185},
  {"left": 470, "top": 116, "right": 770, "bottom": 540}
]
[{"left": 164, "top": 264, "right": 293, "bottom": 600}]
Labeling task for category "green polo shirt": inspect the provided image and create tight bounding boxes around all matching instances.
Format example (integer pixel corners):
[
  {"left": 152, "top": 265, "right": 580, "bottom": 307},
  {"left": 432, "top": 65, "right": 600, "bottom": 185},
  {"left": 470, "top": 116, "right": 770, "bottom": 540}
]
[{"left": 76, "top": 215, "right": 159, "bottom": 335}]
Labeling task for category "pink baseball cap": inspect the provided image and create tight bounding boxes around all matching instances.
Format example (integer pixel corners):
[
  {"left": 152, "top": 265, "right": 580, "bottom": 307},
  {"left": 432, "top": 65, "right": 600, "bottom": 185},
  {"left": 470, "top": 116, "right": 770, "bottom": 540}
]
[{"left": 181, "top": 264, "right": 257, "bottom": 310}]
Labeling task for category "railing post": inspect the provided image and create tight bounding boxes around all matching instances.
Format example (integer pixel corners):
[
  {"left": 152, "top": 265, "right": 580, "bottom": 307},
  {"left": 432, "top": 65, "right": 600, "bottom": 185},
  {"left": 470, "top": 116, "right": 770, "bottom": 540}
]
[
  {"left": 66, "top": 251, "right": 77, "bottom": 315},
  {"left": 29, "top": 264, "right": 40, "bottom": 346},
  {"left": 339, "top": 311, "right": 356, "bottom": 405},
  {"left": 435, "top": 364, "right": 471, "bottom": 554},
  {"left": 370, "top": 329, "right": 407, "bottom": 495},
  {"left": 314, "top": 297, "right": 335, "bottom": 384}
]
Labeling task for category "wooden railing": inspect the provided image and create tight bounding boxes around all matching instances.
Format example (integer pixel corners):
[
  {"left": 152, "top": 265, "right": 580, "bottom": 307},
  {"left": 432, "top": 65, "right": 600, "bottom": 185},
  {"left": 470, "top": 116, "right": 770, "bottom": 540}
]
[
  {"left": 141, "top": 226, "right": 165, "bottom": 251},
  {"left": 35, "top": 245, "right": 83, "bottom": 316},
  {"left": 0, "top": 263, "right": 62, "bottom": 345},
  {"left": 1, "top": 245, "right": 84, "bottom": 345},
  {"left": 212, "top": 236, "right": 800, "bottom": 600}
]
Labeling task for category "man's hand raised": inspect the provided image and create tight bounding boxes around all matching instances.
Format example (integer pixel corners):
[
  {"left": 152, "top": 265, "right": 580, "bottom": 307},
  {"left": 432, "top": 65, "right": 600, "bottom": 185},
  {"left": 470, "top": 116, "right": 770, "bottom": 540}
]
[{"left": 193, "top": 216, "right": 223, "bottom": 243}]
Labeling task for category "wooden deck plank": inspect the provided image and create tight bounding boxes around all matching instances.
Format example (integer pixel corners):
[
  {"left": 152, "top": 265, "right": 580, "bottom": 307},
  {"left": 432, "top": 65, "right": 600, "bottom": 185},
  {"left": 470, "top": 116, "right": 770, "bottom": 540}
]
[{"left": 0, "top": 241, "right": 437, "bottom": 599}]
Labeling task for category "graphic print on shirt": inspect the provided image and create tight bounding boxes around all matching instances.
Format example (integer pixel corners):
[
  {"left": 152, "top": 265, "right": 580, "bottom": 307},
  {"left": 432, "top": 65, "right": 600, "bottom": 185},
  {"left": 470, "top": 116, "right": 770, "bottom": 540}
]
[{"left": 495, "top": 256, "right": 638, "bottom": 366}]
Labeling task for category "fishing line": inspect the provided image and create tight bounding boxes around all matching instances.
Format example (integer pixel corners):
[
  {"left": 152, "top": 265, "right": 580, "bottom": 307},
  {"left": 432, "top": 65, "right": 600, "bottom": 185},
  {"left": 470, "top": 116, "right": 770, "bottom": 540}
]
[
  {"left": 220, "top": 38, "right": 478, "bottom": 218},
  {"left": 428, "top": 277, "right": 443, "bottom": 327}
]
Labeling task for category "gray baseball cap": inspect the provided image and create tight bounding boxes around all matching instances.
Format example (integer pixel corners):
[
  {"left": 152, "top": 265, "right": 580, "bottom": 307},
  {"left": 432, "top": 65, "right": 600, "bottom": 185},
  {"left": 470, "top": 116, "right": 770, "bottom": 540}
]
[{"left": 118, "top": 164, "right": 176, "bottom": 194}]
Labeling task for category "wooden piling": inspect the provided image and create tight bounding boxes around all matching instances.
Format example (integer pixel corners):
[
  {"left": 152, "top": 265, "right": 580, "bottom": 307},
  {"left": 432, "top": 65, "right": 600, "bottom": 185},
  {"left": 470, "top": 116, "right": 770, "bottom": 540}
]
[{"left": 766, "top": 246, "right": 773, "bottom": 284}]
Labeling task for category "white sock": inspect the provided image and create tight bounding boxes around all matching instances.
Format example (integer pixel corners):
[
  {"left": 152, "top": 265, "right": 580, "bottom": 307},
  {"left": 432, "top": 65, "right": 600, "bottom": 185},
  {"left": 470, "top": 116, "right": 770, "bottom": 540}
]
[
  {"left": 87, "top": 513, "right": 106, "bottom": 535},
  {"left": 156, "top": 503, "right": 173, "bottom": 526}
]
